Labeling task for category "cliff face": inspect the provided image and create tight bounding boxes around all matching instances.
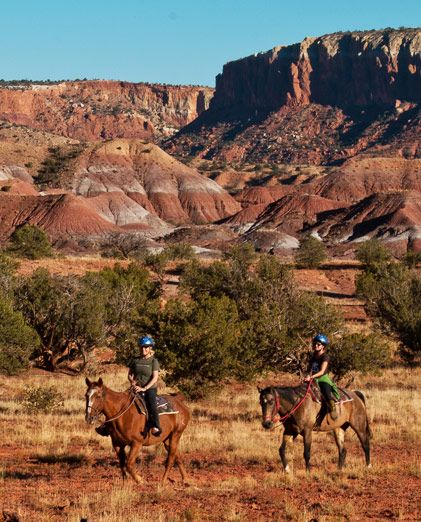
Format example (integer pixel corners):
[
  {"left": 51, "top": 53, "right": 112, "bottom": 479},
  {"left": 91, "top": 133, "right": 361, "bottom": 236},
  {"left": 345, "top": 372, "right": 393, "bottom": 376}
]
[
  {"left": 166, "top": 29, "right": 420, "bottom": 165},
  {"left": 211, "top": 29, "right": 420, "bottom": 112},
  {"left": 0, "top": 80, "right": 214, "bottom": 142}
]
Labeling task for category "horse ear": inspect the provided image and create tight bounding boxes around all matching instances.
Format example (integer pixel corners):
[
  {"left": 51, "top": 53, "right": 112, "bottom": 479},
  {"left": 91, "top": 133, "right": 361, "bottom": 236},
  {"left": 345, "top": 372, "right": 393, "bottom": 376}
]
[
  {"left": 98, "top": 377, "right": 103, "bottom": 387},
  {"left": 257, "top": 386, "right": 262, "bottom": 393},
  {"left": 85, "top": 377, "right": 91, "bottom": 387}
]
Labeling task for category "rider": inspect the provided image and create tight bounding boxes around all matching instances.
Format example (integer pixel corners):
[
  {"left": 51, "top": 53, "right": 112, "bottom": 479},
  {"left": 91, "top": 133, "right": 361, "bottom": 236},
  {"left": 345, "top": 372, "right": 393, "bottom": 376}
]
[
  {"left": 304, "top": 333, "right": 339, "bottom": 420},
  {"left": 128, "top": 335, "right": 162, "bottom": 436}
]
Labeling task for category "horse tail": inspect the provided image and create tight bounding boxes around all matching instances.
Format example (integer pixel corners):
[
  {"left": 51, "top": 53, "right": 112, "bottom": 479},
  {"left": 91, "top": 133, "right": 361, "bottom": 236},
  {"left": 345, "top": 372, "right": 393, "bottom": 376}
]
[{"left": 354, "top": 390, "right": 373, "bottom": 439}]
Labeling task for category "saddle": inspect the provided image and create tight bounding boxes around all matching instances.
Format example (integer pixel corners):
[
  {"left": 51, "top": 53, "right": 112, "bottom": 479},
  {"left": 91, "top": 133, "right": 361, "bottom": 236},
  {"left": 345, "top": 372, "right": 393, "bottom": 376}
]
[
  {"left": 133, "top": 393, "right": 179, "bottom": 416},
  {"left": 308, "top": 382, "right": 353, "bottom": 405}
]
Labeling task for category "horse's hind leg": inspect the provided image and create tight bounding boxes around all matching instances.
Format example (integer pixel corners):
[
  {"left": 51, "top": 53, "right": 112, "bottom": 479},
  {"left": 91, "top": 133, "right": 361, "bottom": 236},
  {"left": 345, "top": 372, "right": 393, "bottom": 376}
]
[
  {"left": 164, "top": 437, "right": 188, "bottom": 484},
  {"left": 333, "top": 428, "right": 347, "bottom": 469},
  {"left": 162, "top": 433, "right": 184, "bottom": 485},
  {"left": 350, "top": 409, "right": 371, "bottom": 467}
]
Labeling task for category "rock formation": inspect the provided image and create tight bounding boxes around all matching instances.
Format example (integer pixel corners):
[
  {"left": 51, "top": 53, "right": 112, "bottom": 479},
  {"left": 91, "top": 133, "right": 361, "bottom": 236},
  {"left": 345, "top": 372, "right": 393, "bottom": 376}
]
[
  {"left": 165, "top": 28, "right": 421, "bottom": 165},
  {"left": 0, "top": 80, "right": 213, "bottom": 142}
]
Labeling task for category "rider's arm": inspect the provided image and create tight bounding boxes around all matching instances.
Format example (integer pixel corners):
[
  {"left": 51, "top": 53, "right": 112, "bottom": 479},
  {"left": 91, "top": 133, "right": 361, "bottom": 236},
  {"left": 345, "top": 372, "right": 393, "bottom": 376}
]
[{"left": 310, "top": 360, "right": 328, "bottom": 379}]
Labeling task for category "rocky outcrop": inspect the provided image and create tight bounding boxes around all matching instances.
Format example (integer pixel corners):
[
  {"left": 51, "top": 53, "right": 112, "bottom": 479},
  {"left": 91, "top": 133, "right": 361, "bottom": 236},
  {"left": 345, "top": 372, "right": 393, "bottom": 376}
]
[
  {"left": 166, "top": 29, "right": 421, "bottom": 165},
  {"left": 0, "top": 80, "right": 213, "bottom": 142},
  {"left": 212, "top": 29, "right": 420, "bottom": 112},
  {"left": 311, "top": 190, "right": 421, "bottom": 243}
]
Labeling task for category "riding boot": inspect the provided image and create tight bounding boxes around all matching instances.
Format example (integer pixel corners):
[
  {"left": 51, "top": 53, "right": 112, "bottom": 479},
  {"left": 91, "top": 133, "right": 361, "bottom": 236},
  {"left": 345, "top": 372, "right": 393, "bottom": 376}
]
[
  {"left": 95, "top": 423, "right": 110, "bottom": 437},
  {"left": 328, "top": 400, "right": 338, "bottom": 420}
]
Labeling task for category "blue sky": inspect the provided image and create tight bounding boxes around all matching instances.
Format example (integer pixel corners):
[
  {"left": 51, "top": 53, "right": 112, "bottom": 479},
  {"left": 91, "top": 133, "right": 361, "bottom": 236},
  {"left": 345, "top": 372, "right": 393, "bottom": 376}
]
[{"left": 2, "top": 0, "right": 419, "bottom": 86}]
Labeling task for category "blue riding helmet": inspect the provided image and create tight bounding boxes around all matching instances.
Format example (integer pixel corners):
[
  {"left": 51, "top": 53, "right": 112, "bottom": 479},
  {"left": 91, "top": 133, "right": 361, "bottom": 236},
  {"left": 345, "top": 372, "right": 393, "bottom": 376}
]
[
  {"left": 313, "top": 333, "right": 329, "bottom": 346},
  {"left": 138, "top": 335, "right": 155, "bottom": 347}
]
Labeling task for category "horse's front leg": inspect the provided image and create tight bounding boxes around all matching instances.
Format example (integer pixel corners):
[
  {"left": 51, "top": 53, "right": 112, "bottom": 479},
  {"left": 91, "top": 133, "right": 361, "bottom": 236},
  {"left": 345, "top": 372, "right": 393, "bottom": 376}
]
[
  {"left": 302, "top": 428, "right": 312, "bottom": 472},
  {"left": 126, "top": 441, "right": 143, "bottom": 484},
  {"left": 279, "top": 429, "right": 296, "bottom": 473},
  {"left": 113, "top": 444, "right": 128, "bottom": 480}
]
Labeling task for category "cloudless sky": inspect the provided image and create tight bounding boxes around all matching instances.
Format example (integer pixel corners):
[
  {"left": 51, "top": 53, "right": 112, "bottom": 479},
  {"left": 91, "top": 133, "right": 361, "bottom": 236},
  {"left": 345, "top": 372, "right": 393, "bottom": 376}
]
[{"left": 1, "top": 0, "right": 420, "bottom": 86}]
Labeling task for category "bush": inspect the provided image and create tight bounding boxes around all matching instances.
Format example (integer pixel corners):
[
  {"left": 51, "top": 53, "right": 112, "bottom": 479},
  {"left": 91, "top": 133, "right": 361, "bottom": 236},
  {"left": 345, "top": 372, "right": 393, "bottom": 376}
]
[
  {"left": 356, "top": 260, "right": 421, "bottom": 362},
  {"left": 21, "top": 385, "right": 64, "bottom": 414},
  {"left": 0, "top": 296, "right": 39, "bottom": 375},
  {"left": 356, "top": 239, "right": 391, "bottom": 268},
  {"left": 0, "top": 253, "right": 19, "bottom": 298},
  {"left": 122, "top": 295, "right": 241, "bottom": 399},
  {"left": 7, "top": 224, "right": 53, "bottom": 259},
  {"left": 329, "top": 333, "right": 391, "bottom": 380},
  {"left": 295, "top": 236, "right": 327, "bottom": 268}
]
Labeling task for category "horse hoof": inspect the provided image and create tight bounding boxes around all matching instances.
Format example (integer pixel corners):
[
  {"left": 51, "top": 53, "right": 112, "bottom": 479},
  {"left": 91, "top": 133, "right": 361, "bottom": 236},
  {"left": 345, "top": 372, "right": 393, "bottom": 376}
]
[
  {"left": 367, "top": 463, "right": 372, "bottom": 469},
  {"left": 284, "top": 465, "right": 291, "bottom": 474}
]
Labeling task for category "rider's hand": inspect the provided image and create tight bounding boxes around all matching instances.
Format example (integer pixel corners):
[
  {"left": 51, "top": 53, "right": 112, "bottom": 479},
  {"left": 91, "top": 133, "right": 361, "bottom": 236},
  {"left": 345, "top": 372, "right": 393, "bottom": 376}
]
[
  {"left": 304, "top": 376, "right": 311, "bottom": 382},
  {"left": 133, "top": 385, "right": 143, "bottom": 393}
]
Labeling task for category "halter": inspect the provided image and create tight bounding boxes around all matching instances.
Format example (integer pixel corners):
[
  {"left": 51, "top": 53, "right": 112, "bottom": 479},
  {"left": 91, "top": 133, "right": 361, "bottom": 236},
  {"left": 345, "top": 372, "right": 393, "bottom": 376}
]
[
  {"left": 263, "top": 380, "right": 313, "bottom": 425},
  {"left": 86, "top": 387, "right": 136, "bottom": 424}
]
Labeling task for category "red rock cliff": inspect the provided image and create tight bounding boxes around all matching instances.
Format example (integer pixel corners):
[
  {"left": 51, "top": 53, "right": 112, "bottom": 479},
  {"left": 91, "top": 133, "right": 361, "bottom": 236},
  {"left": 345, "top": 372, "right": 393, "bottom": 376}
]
[
  {"left": 211, "top": 29, "right": 420, "bottom": 113},
  {"left": 0, "top": 80, "right": 214, "bottom": 141}
]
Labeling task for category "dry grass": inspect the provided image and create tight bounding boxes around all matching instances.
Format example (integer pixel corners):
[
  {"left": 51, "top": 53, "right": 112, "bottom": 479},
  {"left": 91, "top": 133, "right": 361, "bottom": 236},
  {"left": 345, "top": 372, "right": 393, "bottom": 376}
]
[{"left": 1, "top": 366, "right": 420, "bottom": 521}]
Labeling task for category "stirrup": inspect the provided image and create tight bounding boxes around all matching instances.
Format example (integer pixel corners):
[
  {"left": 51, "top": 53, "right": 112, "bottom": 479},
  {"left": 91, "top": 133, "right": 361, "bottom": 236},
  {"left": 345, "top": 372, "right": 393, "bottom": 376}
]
[{"left": 151, "top": 427, "right": 162, "bottom": 436}]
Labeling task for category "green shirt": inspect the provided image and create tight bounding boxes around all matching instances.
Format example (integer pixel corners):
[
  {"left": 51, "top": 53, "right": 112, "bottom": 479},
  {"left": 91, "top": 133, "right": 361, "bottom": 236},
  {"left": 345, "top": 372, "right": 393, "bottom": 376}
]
[{"left": 129, "top": 357, "right": 160, "bottom": 389}]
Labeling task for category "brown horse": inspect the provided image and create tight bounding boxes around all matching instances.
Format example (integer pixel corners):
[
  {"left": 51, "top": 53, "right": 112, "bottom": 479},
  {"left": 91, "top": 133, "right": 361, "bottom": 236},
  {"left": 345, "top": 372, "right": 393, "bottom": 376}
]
[
  {"left": 85, "top": 377, "right": 191, "bottom": 484},
  {"left": 259, "top": 383, "right": 372, "bottom": 472}
]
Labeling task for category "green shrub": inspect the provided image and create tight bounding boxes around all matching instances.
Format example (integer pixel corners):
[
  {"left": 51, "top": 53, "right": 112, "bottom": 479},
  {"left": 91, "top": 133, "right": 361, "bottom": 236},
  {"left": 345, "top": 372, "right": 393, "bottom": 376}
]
[
  {"left": 356, "top": 261, "right": 421, "bottom": 362},
  {"left": 295, "top": 236, "right": 327, "bottom": 268},
  {"left": 129, "top": 296, "right": 240, "bottom": 399},
  {"left": 7, "top": 224, "right": 53, "bottom": 259},
  {"left": 356, "top": 239, "right": 391, "bottom": 268},
  {"left": 329, "top": 333, "right": 391, "bottom": 380},
  {"left": 0, "top": 297, "right": 39, "bottom": 375},
  {"left": 21, "top": 385, "right": 64, "bottom": 414}
]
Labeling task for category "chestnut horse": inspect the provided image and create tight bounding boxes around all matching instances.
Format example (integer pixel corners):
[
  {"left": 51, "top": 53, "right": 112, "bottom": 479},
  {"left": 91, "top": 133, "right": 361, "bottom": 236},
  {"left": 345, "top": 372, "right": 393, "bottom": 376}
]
[
  {"left": 85, "top": 377, "right": 191, "bottom": 484},
  {"left": 259, "top": 383, "right": 372, "bottom": 472}
]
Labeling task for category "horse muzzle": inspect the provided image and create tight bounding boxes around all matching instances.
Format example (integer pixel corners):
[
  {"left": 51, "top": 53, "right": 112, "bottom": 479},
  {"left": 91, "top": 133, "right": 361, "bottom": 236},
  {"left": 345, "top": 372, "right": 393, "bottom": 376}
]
[
  {"left": 262, "top": 420, "right": 274, "bottom": 430},
  {"left": 85, "top": 412, "right": 96, "bottom": 424}
]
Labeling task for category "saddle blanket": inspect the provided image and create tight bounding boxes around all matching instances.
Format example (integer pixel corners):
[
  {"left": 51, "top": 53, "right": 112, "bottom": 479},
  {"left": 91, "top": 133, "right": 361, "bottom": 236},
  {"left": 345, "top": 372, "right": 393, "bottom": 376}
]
[
  {"left": 309, "top": 382, "right": 353, "bottom": 404},
  {"left": 134, "top": 394, "right": 178, "bottom": 415}
]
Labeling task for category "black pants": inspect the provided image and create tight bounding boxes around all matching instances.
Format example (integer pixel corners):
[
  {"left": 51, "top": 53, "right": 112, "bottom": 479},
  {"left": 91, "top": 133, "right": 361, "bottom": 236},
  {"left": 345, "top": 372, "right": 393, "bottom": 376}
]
[
  {"left": 318, "top": 381, "right": 333, "bottom": 403},
  {"left": 144, "top": 388, "right": 161, "bottom": 429}
]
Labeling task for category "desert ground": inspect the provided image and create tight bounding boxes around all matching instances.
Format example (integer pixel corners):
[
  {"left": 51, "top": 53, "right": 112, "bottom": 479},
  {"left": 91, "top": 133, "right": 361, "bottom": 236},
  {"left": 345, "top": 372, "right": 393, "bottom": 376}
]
[{"left": 1, "top": 364, "right": 420, "bottom": 522}]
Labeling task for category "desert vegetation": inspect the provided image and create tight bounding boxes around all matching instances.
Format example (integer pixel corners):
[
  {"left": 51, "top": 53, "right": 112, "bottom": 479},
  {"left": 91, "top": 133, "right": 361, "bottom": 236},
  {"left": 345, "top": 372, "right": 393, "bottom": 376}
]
[
  {"left": 0, "top": 366, "right": 420, "bottom": 520},
  {"left": 0, "top": 241, "right": 419, "bottom": 519}
]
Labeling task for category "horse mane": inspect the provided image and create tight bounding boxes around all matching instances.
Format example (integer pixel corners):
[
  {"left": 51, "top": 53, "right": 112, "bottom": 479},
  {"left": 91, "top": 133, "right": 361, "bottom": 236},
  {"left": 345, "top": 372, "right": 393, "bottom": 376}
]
[{"left": 263, "top": 384, "right": 306, "bottom": 403}]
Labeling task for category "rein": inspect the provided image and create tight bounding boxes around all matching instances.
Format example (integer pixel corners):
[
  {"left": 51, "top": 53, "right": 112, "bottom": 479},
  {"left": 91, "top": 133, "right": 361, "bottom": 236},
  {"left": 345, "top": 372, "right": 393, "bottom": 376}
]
[
  {"left": 102, "top": 392, "right": 137, "bottom": 424},
  {"left": 271, "top": 379, "right": 313, "bottom": 424}
]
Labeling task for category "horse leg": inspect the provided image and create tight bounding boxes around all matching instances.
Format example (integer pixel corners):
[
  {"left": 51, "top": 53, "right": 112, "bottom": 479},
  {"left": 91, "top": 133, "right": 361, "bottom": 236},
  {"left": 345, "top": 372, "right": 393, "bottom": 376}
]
[
  {"left": 302, "top": 428, "right": 313, "bottom": 472},
  {"left": 333, "top": 428, "right": 347, "bottom": 469},
  {"left": 162, "top": 433, "right": 183, "bottom": 485},
  {"left": 349, "top": 407, "right": 371, "bottom": 467},
  {"left": 164, "top": 437, "right": 188, "bottom": 484},
  {"left": 279, "top": 430, "right": 296, "bottom": 473},
  {"left": 126, "top": 442, "right": 143, "bottom": 484},
  {"left": 113, "top": 444, "right": 128, "bottom": 480}
]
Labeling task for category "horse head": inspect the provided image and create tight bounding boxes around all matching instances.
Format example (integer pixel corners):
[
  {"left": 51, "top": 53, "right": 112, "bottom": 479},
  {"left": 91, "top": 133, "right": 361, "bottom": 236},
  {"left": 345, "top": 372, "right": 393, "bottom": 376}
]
[
  {"left": 259, "top": 386, "right": 280, "bottom": 430},
  {"left": 85, "top": 377, "right": 105, "bottom": 424}
]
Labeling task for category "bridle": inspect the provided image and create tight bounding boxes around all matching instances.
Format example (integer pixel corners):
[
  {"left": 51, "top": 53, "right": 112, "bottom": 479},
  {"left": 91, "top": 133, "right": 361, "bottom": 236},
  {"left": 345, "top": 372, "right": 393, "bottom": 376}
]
[
  {"left": 85, "top": 386, "right": 137, "bottom": 424},
  {"left": 262, "top": 380, "right": 313, "bottom": 426}
]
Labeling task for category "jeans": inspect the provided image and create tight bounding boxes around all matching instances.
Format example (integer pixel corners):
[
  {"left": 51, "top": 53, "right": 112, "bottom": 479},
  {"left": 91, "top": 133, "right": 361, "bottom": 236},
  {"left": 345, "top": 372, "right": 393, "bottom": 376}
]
[
  {"left": 144, "top": 388, "right": 161, "bottom": 430},
  {"left": 318, "top": 381, "right": 333, "bottom": 402}
]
